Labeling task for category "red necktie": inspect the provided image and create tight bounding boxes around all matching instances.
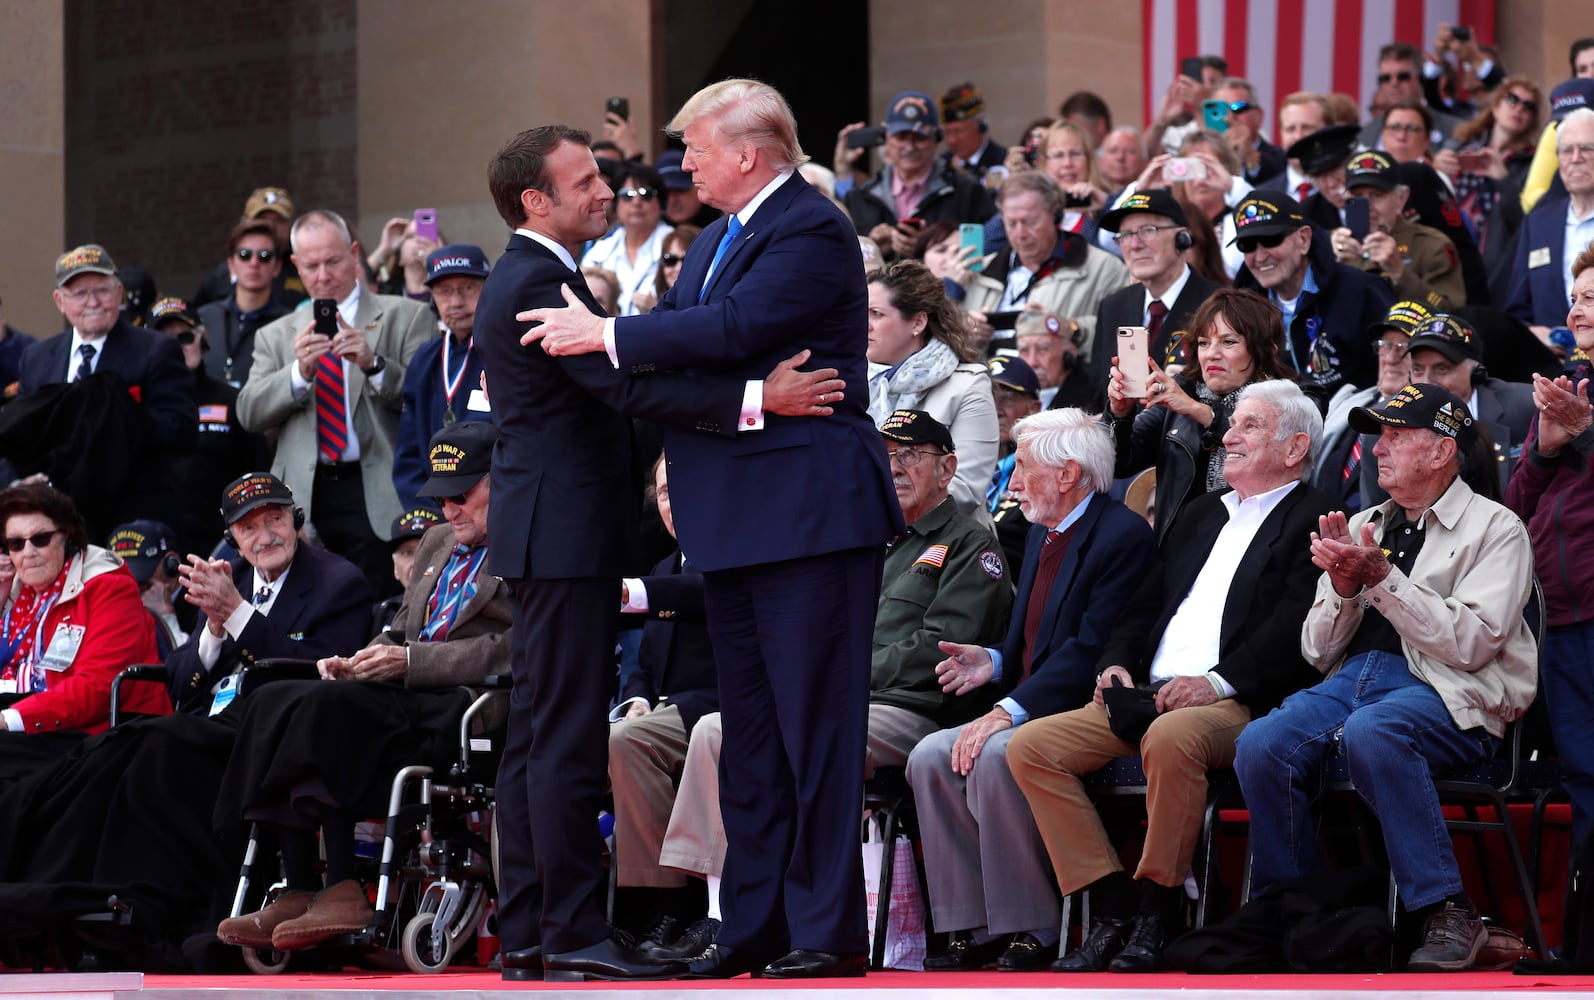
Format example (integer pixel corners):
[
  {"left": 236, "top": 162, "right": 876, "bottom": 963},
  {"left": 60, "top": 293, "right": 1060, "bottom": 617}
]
[
  {"left": 1296, "top": 181, "right": 1312, "bottom": 203},
  {"left": 1020, "top": 526, "right": 1074, "bottom": 682},
  {"left": 315, "top": 355, "right": 348, "bottom": 462},
  {"left": 1147, "top": 300, "right": 1170, "bottom": 363}
]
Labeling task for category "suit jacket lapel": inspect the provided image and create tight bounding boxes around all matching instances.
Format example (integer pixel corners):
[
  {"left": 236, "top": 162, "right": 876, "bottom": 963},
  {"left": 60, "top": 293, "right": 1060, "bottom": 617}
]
[
  {"left": 1218, "top": 489, "right": 1295, "bottom": 649},
  {"left": 513, "top": 235, "right": 608, "bottom": 318},
  {"left": 702, "top": 173, "right": 805, "bottom": 301}
]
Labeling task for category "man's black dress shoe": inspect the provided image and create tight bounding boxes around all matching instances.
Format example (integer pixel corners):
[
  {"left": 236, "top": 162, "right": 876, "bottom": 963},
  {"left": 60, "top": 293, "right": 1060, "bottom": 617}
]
[
  {"left": 687, "top": 943, "right": 776, "bottom": 978},
  {"left": 1108, "top": 911, "right": 1170, "bottom": 973},
  {"left": 646, "top": 916, "right": 721, "bottom": 960},
  {"left": 1052, "top": 916, "right": 1132, "bottom": 972},
  {"left": 542, "top": 935, "right": 687, "bottom": 981},
  {"left": 996, "top": 932, "right": 1055, "bottom": 971},
  {"left": 763, "top": 949, "right": 867, "bottom": 978},
  {"left": 922, "top": 931, "right": 1010, "bottom": 971},
  {"left": 500, "top": 946, "right": 543, "bottom": 981},
  {"left": 635, "top": 914, "right": 682, "bottom": 953}
]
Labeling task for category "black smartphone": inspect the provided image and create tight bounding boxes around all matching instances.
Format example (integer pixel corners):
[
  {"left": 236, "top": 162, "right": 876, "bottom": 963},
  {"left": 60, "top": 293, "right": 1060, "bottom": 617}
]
[
  {"left": 1451, "top": 25, "right": 1472, "bottom": 42},
  {"left": 1344, "top": 196, "right": 1371, "bottom": 242},
  {"left": 1065, "top": 192, "right": 1094, "bottom": 208},
  {"left": 605, "top": 96, "right": 630, "bottom": 121},
  {"left": 313, "top": 298, "right": 338, "bottom": 336},
  {"left": 1180, "top": 56, "right": 1205, "bottom": 82},
  {"left": 985, "top": 311, "right": 1023, "bottom": 331},
  {"left": 846, "top": 125, "right": 888, "bottom": 149}
]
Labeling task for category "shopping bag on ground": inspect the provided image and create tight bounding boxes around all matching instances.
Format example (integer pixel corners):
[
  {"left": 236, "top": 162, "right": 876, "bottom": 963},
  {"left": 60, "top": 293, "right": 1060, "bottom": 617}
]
[{"left": 862, "top": 810, "right": 926, "bottom": 970}]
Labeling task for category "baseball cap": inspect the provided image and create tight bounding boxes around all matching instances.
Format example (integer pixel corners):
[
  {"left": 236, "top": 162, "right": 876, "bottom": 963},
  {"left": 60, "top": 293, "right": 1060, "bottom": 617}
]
[
  {"left": 885, "top": 92, "right": 940, "bottom": 138},
  {"left": 243, "top": 187, "right": 295, "bottom": 220},
  {"left": 1366, "top": 300, "right": 1434, "bottom": 340},
  {"left": 1285, "top": 124, "right": 1361, "bottom": 176},
  {"left": 389, "top": 507, "right": 443, "bottom": 547},
  {"left": 880, "top": 409, "right": 955, "bottom": 453},
  {"left": 987, "top": 355, "right": 1040, "bottom": 399},
  {"left": 938, "top": 83, "right": 986, "bottom": 123},
  {"left": 655, "top": 150, "right": 693, "bottom": 192},
  {"left": 425, "top": 244, "right": 491, "bottom": 285},
  {"left": 1551, "top": 79, "right": 1594, "bottom": 123},
  {"left": 1344, "top": 149, "right": 1400, "bottom": 193},
  {"left": 220, "top": 472, "right": 296, "bottom": 526},
  {"left": 417, "top": 421, "right": 500, "bottom": 499},
  {"left": 1405, "top": 314, "right": 1482, "bottom": 364},
  {"left": 1348, "top": 382, "right": 1477, "bottom": 451},
  {"left": 107, "top": 519, "right": 177, "bottom": 583},
  {"left": 148, "top": 296, "right": 199, "bottom": 329},
  {"left": 1015, "top": 312, "right": 1065, "bottom": 339},
  {"left": 1229, "top": 192, "right": 1309, "bottom": 243},
  {"left": 55, "top": 244, "right": 118, "bottom": 288},
  {"left": 1099, "top": 188, "right": 1190, "bottom": 233}
]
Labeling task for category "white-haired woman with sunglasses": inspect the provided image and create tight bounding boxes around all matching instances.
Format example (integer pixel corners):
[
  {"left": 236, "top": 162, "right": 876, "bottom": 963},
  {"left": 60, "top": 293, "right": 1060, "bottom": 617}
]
[{"left": 581, "top": 162, "right": 675, "bottom": 316}]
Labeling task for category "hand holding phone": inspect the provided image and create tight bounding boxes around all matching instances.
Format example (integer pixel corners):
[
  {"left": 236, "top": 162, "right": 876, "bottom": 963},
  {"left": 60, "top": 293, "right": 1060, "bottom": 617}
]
[
  {"left": 846, "top": 125, "right": 887, "bottom": 150},
  {"left": 1165, "top": 157, "right": 1207, "bottom": 182},
  {"left": 1117, "top": 327, "right": 1150, "bottom": 398},
  {"left": 1200, "top": 100, "right": 1230, "bottom": 133},
  {"left": 413, "top": 208, "right": 438, "bottom": 244},
  {"left": 313, "top": 298, "right": 339, "bottom": 336},
  {"left": 605, "top": 96, "right": 630, "bottom": 121},
  {"left": 1344, "top": 196, "right": 1371, "bottom": 242},
  {"left": 958, "top": 223, "right": 985, "bottom": 274}
]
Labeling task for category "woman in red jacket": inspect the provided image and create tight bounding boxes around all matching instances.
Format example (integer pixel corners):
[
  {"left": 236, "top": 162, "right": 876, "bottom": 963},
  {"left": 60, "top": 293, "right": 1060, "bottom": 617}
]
[{"left": 0, "top": 484, "right": 167, "bottom": 750}]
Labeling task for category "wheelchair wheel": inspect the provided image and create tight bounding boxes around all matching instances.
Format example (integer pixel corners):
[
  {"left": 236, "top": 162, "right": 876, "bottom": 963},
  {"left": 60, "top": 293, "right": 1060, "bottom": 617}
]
[
  {"left": 241, "top": 946, "right": 291, "bottom": 975},
  {"left": 401, "top": 912, "right": 452, "bottom": 973}
]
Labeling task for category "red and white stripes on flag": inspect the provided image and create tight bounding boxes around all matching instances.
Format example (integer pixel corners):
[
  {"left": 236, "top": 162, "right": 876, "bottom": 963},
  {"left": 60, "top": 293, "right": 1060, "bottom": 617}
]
[{"left": 1141, "top": 0, "right": 1498, "bottom": 130}]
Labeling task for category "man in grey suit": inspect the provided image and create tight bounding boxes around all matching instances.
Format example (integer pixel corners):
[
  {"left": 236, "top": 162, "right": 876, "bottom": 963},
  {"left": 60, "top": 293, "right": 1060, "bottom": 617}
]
[{"left": 237, "top": 209, "right": 434, "bottom": 597}]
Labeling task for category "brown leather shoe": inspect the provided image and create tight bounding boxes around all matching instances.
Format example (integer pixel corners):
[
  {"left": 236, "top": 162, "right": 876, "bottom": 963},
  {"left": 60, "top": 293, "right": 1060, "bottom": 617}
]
[
  {"left": 217, "top": 890, "right": 315, "bottom": 949},
  {"left": 270, "top": 880, "right": 375, "bottom": 950}
]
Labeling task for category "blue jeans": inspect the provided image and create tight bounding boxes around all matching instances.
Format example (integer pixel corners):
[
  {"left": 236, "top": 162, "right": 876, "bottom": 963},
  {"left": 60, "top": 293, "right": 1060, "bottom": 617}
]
[
  {"left": 1235, "top": 651, "right": 1498, "bottom": 910},
  {"left": 1543, "top": 619, "right": 1594, "bottom": 843}
]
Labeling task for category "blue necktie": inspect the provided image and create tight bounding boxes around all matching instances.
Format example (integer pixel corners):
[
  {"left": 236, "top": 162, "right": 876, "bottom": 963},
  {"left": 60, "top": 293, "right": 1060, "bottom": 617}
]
[{"left": 699, "top": 215, "right": 744, "bottom": 302}]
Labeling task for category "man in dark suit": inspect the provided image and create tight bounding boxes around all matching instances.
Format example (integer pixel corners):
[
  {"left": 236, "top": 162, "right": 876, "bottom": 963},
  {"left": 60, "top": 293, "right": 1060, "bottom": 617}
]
[
  {"left": 18, "top": 244, "right": 195, "bottom": 523},
  {"left": 1008, "top": 382, "right": 1334, "bottom": 973},
  {"left": 168, "top": 472, "right": 371, "bottom": 713},
  {"left": 478, "top": 117, "right": 855, "bottom": 982},
  {"left": 519, "top": 79, "right": 902, "bottom": 979},
  {"left": 905, "top": 408, "right": 1155, "bottom": 972},
  {"left": 1091, "top": 189, "right": 1221, "bottom": 408},
  {"left": 1507, "top": 108, "right": 1594, "bottom": 332}
]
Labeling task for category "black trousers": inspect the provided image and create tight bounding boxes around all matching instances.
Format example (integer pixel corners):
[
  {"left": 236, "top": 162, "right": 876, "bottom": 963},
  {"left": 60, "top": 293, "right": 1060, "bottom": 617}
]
[
  {"left": 495, "top": 576, "right": 616, "bottom": 954},
  {"left": 310, "top": 465, "right": 400, "bottom": 599}
]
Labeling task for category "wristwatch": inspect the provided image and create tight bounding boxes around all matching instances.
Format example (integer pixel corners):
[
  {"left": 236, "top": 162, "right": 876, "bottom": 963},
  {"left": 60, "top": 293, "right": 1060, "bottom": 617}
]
[{"left": 361, "top": 355, "right": 386, "bottom": 376}]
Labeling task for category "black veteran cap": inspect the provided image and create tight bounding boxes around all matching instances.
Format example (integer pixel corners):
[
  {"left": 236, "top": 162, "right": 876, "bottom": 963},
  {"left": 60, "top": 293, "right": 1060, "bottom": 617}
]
[
  {"left": 220, "top": 473, "right": 296, "bottom": 526},
  {"left": 938, "top": 82, "right": 986, "bottom": 122},
  {"left": 1367, "top": 299, "right": 1435, "bottom": 340},
  {"left": 1230, "top": 192, "right": 1308, "bottom": 243},
  {"left": 1099, "top": 187, "right": 1190, "bottom": 233},
  {"left": 1344, "top": 149, "right": 1400, "bottom": 192},
  {"left": 425, "top": 244, "right": 491, "bottom": 285},
  {"left": 1406, "top": 314, "right": 1483, "bottom": 364},
  {"left": 1551, "top": 78, "right": 1594, "bottom": 123},
  {"left": 107, "top": 519, "right": 177, "bottom": 583},
  {"left": 1286, "top": 123, "right": 1361, "bottom": 176},
  {"left": 148, "top": 296, "right": 199, "bottom": 329},
  {"left": 418, "top": 421, "right": 499, "bottom": 499},
  {"left": 880, "top": 409, "right": 955, "bottom": 453},
  {"left": 55, "top": 244, "right": 118, "bottom": 288},
  {"left": 987, "top": 355, "right": 1040, "bottom": 399},
  {"left": 389, "top": 507, "right": 443, "bottom": 546},
  {"left": 1348, "top": 382, "right": 1477, "bottom": 451}
]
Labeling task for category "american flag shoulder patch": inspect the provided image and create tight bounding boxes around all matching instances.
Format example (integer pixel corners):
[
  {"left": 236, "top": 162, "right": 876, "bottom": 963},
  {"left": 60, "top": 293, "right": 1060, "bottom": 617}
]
[
  {"left": 914, "top": 545, "right": 949, "bottom": 568},
  {"left": 199, "top": 404, "right": 229, "bottom": 422}
]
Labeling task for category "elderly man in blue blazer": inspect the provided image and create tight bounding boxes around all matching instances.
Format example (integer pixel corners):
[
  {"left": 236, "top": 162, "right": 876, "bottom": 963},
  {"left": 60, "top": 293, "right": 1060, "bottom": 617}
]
[
  {"left": 905, "top": 408, "right": 1155, "bottom": 972},
  {"left": 1507, "top": 108, "right": 1594, "bottom": 331}
]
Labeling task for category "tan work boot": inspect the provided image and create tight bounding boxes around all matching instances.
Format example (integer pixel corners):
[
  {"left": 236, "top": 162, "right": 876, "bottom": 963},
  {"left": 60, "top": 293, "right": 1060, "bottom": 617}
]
[
  {"left": 217, "top": 890, "right": 315, "bottom": 949},
  {"left": 270, "top": 880, "right": 375, "bottom": 951}
]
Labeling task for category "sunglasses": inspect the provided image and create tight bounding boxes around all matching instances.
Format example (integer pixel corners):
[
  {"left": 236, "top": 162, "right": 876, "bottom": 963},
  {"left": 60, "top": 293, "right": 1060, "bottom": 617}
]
[
  {"left": 440, "top": 493, "right": 470, "bottom": 507},
  {"left": 1223, "top": 100, "right": 1253, "bottom": 115},
  {"left": 618, "top": 187, "right": 658, "bottom": 201},
  {"left": 1235, "top": 231, "right": 1290, "bottom": 254},
  {"left": 235, "top": 248, "right": 275, "bottom": 263},
  {"left": 661, "top": 253, "right": 683, "bottom": 266},
  {"left": 1377, "top": 70, "right": 1415, "bottom": 84},
  {"left": 1500, "top": 92, "right": 1535, "bottom": 109},
  {"left": 175, "top": 330, "right": 198, "bottom": 345},
  {"left": 4, "top": 530, "right": 59, "bottom": 553}
]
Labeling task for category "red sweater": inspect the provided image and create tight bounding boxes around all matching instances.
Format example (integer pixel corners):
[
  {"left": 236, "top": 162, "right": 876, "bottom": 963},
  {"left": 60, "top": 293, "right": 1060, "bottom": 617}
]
[{"left": 10, "top": 547, "right": 169, "bottom": 734}]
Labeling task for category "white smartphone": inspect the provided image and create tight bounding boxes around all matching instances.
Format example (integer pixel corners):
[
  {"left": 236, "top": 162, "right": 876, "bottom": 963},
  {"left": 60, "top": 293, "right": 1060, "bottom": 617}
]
[{"left": 1118, "top": 326, "right": 1150, "bottom": 398}]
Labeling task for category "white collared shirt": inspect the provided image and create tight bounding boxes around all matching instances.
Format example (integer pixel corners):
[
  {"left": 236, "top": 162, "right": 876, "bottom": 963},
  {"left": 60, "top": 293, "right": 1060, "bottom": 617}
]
[
  {"left": 1147, "top": 480, "right": 1299, "bottom": 691},
  {"left": 1143, "top": 264, "right": 1193, "bottom": 326},
  {"left": 583, "top": 221, "right": 674, "bottom": 316},
  {"left": 1564, "top": 201, "right": 1594, "bottom": 308},
  {"left": 67, "top": 328, "right": 106, "bottom": 381}
]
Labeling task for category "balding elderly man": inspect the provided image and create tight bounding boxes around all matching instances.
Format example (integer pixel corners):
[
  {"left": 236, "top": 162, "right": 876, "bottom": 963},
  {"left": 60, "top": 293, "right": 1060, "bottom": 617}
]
[{"left": 1236, "top": 382, "right": 1537, "bottom": 972}]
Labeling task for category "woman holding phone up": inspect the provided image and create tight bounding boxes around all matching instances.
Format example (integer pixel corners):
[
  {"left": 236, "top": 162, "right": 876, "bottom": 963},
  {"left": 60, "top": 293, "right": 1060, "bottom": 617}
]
[{"left": 1105, "top": 288, "right": 1294, "bottom": 543}]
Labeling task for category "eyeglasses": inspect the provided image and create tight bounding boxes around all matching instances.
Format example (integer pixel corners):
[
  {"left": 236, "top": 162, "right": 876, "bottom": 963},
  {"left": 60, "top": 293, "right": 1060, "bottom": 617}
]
[
  {"left": 1111, "top": 224, "right": 1180, "bottom": 245},
  {"left": 1222, "top": 100, "right": 1253, "bottom": 115},
  {"left": 59, "top": 284, "right": 120, "bottom": 304},
  {"left": 440, "top": 493, "right": 470, "bottom": 507},
  {"left": 661, "top": 253, "right": 683, "bottom": 267},
  {"left": 1235, "top": 231, "right": 1290, "bottom": 254},
  {"left": 235, "top": 247, "right": 275, "bottom": 263},
  {"left": 618, "top": 187, "right": 658, "bottom": 201},
  {"left": 1384, "top": 122, "right": 1427, "bottom": 135},
  {"left": 4, "top": 530, "right": 59, "bottom": 554},
  {"left": 886, "top": 446, "right": 943, "bottom": 469},
  {"left": 175, "top": 330, "right": 198, "bottom": 345},
  {"left": 1500, "top": 92, "right": 1535, "bottom": 110},
  {"left": 1377, "top": 70, "right": 1415, "bottom": 84},
  {"left": 1558, "top": 143, "right": 1594, "bottom": 161},
  {"left": 1374, "top": 338, "right": 1409, "bottom": 358}
]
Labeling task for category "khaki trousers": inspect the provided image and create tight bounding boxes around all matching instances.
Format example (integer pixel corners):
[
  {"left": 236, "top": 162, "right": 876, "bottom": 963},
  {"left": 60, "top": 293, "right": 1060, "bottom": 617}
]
[
  {"left": 608, "top": 704, "right": 690, "bottom": 888},
  {"left": 1006, "top": 698, "right": 1251, "bottom": 897}
]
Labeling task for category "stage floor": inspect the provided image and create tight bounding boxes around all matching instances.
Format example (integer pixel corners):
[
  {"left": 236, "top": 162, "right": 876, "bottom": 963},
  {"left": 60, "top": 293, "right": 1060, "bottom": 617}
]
[{"left": 8, "top": 970, "right": 1594, "bottom": 1000}]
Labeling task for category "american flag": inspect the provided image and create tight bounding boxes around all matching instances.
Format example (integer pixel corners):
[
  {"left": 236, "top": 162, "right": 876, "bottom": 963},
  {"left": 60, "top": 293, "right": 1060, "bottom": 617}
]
[{"left": 1142, "top": 0, "right": 1497, "bottom": 128}]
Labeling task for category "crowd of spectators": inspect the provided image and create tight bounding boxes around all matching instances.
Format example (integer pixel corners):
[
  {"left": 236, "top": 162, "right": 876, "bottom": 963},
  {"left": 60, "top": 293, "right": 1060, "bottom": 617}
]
[{"left": 0, "top": 20, "right": 1589, "bottom": 979}]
